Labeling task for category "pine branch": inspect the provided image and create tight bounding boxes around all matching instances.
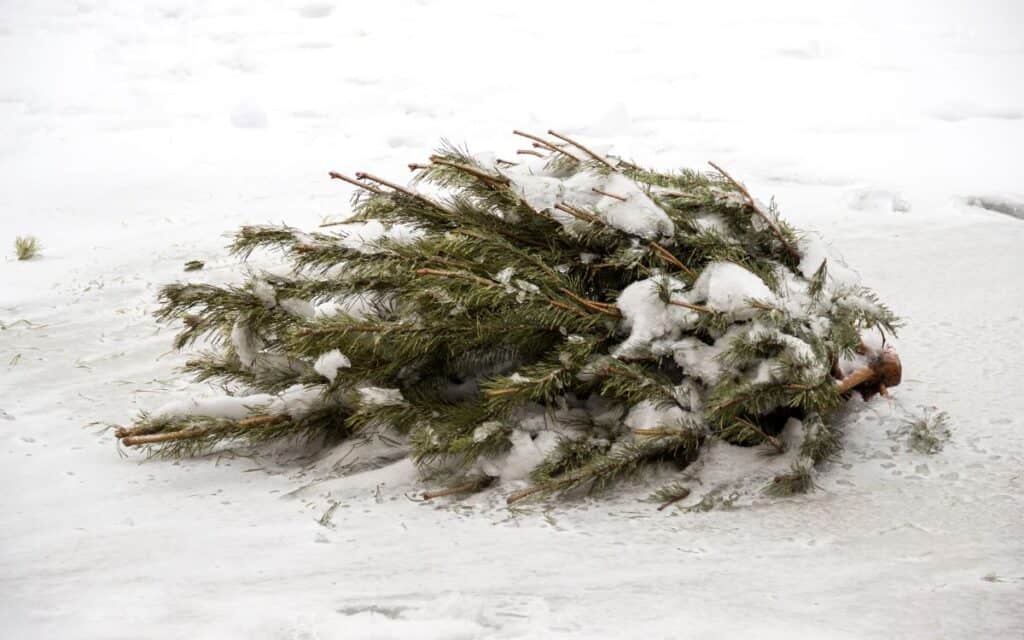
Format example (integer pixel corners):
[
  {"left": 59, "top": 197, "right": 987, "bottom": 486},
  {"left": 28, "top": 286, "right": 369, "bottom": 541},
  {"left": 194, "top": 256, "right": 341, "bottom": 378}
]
[
  {"left": 707, "top": 161, "right": 800, "bottom": 262},
  {"left": 547, "top": 130, "right": 616, "bottom": 170}
]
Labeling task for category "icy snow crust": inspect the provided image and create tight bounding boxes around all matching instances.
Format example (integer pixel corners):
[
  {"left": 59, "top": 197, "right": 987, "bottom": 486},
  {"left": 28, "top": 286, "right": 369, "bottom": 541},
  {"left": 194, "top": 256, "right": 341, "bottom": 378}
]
[{"left": 2, "top": 2, "right": 1023, "bottom": 638}]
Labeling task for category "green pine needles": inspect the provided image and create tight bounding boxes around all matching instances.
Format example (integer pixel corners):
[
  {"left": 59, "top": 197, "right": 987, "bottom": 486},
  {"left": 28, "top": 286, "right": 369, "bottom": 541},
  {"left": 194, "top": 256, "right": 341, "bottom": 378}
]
[{"left": 115, "top": 129, "right": 902, "bottom": 506}]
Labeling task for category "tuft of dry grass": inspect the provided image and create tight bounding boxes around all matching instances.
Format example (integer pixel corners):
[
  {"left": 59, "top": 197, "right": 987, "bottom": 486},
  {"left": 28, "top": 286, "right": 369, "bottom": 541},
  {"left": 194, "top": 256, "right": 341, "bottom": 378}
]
[{"left": 15, "top": 236, "right": 41, "bottom": 261}]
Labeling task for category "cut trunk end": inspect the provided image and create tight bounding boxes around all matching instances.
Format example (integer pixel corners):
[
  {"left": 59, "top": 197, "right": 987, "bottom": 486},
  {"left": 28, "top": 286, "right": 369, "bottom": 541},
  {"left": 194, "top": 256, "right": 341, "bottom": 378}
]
[{"left": 836, "top": 346, "right": 902, "bottom": 399}]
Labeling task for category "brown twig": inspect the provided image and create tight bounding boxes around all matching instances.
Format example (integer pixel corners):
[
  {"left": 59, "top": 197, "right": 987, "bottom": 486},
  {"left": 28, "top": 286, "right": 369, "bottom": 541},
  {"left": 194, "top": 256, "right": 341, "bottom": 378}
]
[
  {"left": 118, "top": 415, "right": 286, "bottom": 447},
  {"left": 512, "top": 129, "right": 582, "bottom": 162},
  {"left": 506, "top": 483, "right": 559, "bottom": 505},
  {"left": 114, "top": 423, "right": 164, "bottom": 439},
  {"left": 516, "top": 148, "right": 544, "bottom": 158},
  {"left": 422, "top": 477, "right": 493, "bottom": 500},
  {"left": 657, "top": 488, "right": 691, "bottom": 511},
  {"left": 483, "top": 387, "right": 522, "bottom": 398},
  {"left": 560, "top": 288, "right": 621, "bottom": 317},
  {"left": 549, "top": 298, "right": 590, "bottom": 318},
  {"left": 648, "top": 242, "right": 697, "bottom": 278},
  {"left": 415, "top": 267, "right": 498, "bottom": 289},
  {"left": 668, "top": 299, "right": 714, "bottom": 314},
  {"left": 329, "top": 171, "right": 383, "bottom": 195},
  {"left": 429, "top": 156, "right": 509, "bottom": 187},
  {"left": 736, "top": 418, "right": 786, "bottom": 454},
  {"left": 554, "top": 202, "right": 600, "bottom": 224},
  {"left": 237, "top": 415, "right": 287, "bottom": 429},
  {"left": 121, "top": 429, "right": 206, "bottom": 447},
  {"left": 633, "top": 427, "right": 682, "bottom": 437},
  {"left": 298, "top": 324, "right": 394, "bottom": 336},
  {"left": 707, "top": 161, "right": 800, "bottom": 261},
  {"left": 548, "top": 130, "right": 616, "bottom": 170},
  {"left": 355, "top": 171, "right": 453, "bottom": 214},
  {"left": 592, "top": 187, "right": 627, "bottom": 202}
]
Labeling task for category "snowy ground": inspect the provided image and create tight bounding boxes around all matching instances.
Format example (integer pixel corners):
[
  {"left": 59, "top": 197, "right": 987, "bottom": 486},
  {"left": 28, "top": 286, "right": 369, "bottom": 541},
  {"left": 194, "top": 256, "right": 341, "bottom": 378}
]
[{"left": 2, "top": 1, "right": 1023, "bottom": 638}]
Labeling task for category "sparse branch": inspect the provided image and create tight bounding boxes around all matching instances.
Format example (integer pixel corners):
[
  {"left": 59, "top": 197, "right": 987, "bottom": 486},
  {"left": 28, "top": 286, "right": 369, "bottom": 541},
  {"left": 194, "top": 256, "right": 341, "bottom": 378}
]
[
  {"left": 592, "top": 187, "right": 626, "bottom": 202},
  {"left": 355, "top": 171, "right": 454, "bottom": 213},
  {"left": 548, "top": 130, "right": 616, "bottom": 170},
  {"left": 512, "top": 129, "right": 582, "bottom": 162},
  {"left": 649, "top": 242, "right": 697, "bottom": 278},
  {"left": 707, "top": 161, "right": 800, "bottom": 261},
  {"left": 422, "top": 476, "right": 494, "bottom": 500},
  {"left": 415, "top": 267, "right": 499, "bottom": 289},
  {"left": 560, "top": 287, "right": 622, "bottom": 317},
  {"left": 668, "top": 299, "right": 713, "bottom": 313},
  {"left": 329, "top": 171, "right": 383, "bottom": 194},
  {"left": 429, "top": 156, "right": 510, "bottom": 187}
]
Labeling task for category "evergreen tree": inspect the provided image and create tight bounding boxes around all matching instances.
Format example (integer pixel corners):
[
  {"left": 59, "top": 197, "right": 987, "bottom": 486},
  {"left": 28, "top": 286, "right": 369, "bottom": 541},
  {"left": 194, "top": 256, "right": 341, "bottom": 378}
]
[{"left": 115, "top": 130, "right": 902, "bottom": 505}]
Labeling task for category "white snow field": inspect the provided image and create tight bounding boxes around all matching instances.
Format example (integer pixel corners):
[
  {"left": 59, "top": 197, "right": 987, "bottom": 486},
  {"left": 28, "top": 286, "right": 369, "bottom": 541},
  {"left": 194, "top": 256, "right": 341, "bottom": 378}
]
[{"left": 2, "top": 1, "right": 1023, "bottom": 638}]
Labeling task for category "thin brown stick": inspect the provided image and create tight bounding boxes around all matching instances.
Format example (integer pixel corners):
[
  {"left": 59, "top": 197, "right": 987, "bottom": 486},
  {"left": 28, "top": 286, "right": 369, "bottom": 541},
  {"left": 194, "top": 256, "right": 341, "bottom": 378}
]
[
  {"left": 114, "top": 423, "right": 164, "bottom": 439},
  {"left": 554, "top": 202, "right": 600, "bottom": 223},
  {"left": 355, "top": 171, "right": 453, "bottom": 214},
  {"left": 506, "top": 484, "right": 554, "bottom": 505},
  {"left": 516, "top": 148, "right": 544, "bottom": 158},
  {"left": 654, "top": 189, "right": 696, "bottom": 199},
  {"left": 513, "top": 129, "right": 562, "bottom": 150},
  {"left": 429, "top": 156, "right": 509, "bottom": 186},
  {"left": 329, "top": 171, "right": 383, "bottom": 194},
  {"left": 737, "top": 418, "right": 786, "bottom": 454},
  {"left": 408, "top": 162, "right": 430, "bottom": 171},
  {"left": 297, "top": 324, "right": 398, "bottom": 336},
  {"left": 422, "top": 477, "right": 492, "bottom": 500},
  {"left": 707, "top": 161, "right": 800, "bottom": 261},
  {"left": 318, "top": 220, "right": 348, "bottom": 228},
  {"left": 560, "top": 288, "right": 621, "bottom": 317},
  {"left": 592, "top": 187, "right": 627, "bottom": 202},
  {"left": 512, "top": 129, "right": 582, "bottom": 162},
  {"left": 549, "top": 298, "right": 590, "bottom": 318},
  {"left": 118, "top": 414, "right": 285, "bottom": 446},
  {"left": 649, "top": 241, "right": 697, "bottom": 278},
  {"left": 415, "top": 267, "right": 498, "bottom": 289},
  {"left": 633, "top": 427, "right": 683, "bottom": 436},
  {"left": 548, "top": 130, "right": 616, "bottom": 170},
  {"left": 483, "top": 387, "right": 522, "bottom": 398},
  {"left": 508, "top": 473, "right": 582, "bottom": 504},
  {"left": 237, "top": 415, "right": 287, "bottom": 428},
  {"left": 668, "top": 299, "right": 714, "bottom": 314},
  {"left": 121, "top": 430, "right": 206, "bottom": 447},
  {"left": 657, "top": 488, "right": 691, "bottom": 511}
]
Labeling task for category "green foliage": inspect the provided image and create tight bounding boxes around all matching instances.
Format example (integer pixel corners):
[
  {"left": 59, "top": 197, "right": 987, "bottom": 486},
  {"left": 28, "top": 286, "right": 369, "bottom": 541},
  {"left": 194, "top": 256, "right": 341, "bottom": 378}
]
[
  {"left": 900, "top": 410, "right": 951, "bottom": 454},
  {"left": 765, "top": 463, "right": 816, "bottom": 497},
  {"left": 118, "top": 131, "right": 902, "bottom": 503}
]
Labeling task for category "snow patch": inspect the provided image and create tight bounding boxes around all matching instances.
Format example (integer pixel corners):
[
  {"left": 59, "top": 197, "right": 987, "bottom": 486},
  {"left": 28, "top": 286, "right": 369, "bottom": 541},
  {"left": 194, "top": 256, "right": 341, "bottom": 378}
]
[
  {"left": 357, "top": 387, "right": 405, "bottom": 407},
  {"left": 691, "top": 262, "right": 774, "bottom": 316},
  {"left": 613, "top": 276, "right": 696, "bottom": 358},
  {"left": 155, "top": 393, "right": 274, "bottom": 421},
  {"left": 313, "top": 349, "right": 350, "bottom": 382}
]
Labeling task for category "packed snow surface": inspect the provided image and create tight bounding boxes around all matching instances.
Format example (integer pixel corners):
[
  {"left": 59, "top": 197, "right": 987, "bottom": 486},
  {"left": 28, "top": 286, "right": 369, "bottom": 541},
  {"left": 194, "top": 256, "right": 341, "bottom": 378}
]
[{"left": 2, "top": 1, "right": 1023, "bottom": 638}]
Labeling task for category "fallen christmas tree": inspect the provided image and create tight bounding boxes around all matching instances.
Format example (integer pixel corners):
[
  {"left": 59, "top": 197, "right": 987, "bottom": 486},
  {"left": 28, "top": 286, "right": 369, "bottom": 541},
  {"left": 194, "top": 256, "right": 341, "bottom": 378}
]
[{"left": 115, "top": 129, "right": 901, "bottom": 506}]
